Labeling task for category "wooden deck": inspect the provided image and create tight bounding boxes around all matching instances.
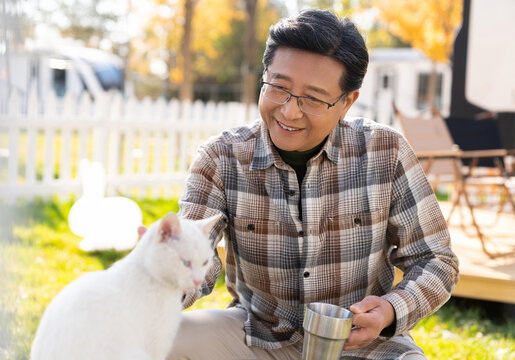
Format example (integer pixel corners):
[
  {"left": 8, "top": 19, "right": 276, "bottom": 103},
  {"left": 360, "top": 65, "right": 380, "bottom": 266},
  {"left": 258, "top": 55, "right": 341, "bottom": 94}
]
[
  {"left": 439, "top": 202, "right": 515, "bottom": 304},
  {"left": 394, "top": 202, "right": 515, "bottom": 304}
]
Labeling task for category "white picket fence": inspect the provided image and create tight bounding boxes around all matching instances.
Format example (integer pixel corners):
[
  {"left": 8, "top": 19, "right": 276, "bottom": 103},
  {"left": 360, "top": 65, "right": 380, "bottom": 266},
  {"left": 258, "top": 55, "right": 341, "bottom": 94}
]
[{"left": 0, "top": 90, "right": 259, "bottom": 201}]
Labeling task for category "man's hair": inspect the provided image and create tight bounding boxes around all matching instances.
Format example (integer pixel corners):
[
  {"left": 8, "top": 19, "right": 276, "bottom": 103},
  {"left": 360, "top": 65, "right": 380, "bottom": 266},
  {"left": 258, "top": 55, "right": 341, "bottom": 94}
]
[{"left": 262, "top": 9, "right": 369, "bottom": 94}]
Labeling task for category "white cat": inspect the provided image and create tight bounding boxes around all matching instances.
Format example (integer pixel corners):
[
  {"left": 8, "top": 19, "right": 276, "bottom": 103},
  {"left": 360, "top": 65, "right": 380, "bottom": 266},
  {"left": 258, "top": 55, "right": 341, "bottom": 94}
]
[{"left": 31, "top": 212, "right": 218, "bottom": 360}]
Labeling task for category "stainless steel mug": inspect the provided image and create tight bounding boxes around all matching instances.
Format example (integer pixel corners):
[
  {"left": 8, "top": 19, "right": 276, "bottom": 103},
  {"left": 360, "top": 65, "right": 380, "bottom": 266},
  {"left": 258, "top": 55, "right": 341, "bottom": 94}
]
[{"left": 302, "top": 303, "right": 354, "bottom": 360}]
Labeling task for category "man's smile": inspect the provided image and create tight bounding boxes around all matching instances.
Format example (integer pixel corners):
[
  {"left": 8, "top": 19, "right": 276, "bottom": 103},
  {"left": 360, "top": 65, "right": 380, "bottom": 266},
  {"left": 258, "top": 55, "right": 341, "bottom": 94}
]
[{"left": 276, "top": 119, "right": 302, "bottom": 132}]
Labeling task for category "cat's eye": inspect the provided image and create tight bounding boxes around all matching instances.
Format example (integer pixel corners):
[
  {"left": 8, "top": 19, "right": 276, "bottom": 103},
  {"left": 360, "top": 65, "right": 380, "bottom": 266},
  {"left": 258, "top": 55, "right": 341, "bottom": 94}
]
[
  {"left": 202, "top": 260, "right": 208, "bottom": 266},
  {"left": 182, "top": 260, "right": 191, "bottom": 268}
]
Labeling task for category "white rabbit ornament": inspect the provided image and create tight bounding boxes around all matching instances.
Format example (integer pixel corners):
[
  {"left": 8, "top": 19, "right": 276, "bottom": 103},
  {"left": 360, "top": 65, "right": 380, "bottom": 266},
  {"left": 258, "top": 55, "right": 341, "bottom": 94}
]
[{"left": 68, "top": 159, "right": 143, "bottom": 251}]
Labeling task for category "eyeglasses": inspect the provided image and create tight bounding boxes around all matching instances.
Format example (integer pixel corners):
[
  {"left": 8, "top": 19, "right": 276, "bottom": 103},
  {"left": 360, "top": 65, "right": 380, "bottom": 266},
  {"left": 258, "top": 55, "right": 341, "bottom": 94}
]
[{"left": 261, "top": 81, "right": 346, "bottom": 116}]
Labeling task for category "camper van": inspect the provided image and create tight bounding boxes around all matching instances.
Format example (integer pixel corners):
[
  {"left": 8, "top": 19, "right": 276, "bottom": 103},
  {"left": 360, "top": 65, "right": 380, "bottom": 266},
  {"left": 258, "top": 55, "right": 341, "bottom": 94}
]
[{"left": 6, "top": 46, "right": 124, "bottom": 111}]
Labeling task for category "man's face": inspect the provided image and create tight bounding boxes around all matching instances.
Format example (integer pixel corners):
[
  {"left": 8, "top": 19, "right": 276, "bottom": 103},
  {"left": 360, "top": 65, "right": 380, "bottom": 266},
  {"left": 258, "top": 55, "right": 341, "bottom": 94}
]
[{"left": 259, "top": 47, "right": 359, "bottom": 152}]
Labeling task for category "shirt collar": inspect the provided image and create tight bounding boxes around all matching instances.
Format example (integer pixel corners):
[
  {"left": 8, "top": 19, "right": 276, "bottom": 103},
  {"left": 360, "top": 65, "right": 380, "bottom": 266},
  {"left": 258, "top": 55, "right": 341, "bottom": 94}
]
[
  {"left": 249, "top": 121, "right": 277, "bottom": 171},
  {"left": 250, "top": 120, "right": 342, "bottom": 171},
  {"left": 323, "top": 120, "right": 342, "bottom": 164}
]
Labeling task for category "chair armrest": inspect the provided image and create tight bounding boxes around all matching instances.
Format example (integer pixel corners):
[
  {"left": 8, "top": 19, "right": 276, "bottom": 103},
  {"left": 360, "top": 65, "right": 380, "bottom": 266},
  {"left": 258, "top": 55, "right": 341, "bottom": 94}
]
[
  {"left": 459, "top": 149, "right": 508, "bottom": 159},
  {"left": 415, "top": 149, "right": 509, "bottom": 160},
  {"left": 415, "top": 149, "right": 462, "bottom": 159}
]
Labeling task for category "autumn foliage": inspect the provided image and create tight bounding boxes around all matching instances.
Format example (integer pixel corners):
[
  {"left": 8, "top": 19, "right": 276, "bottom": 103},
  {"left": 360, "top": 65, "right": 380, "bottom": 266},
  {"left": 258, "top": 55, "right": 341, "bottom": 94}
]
[{"left": 373, "top": 0, "right": 463, "bottom": 64}]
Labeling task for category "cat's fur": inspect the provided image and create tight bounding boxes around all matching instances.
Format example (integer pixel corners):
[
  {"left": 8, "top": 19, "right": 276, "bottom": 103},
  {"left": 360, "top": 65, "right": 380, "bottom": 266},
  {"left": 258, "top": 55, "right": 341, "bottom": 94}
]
[{"left": 31, "top": 212, "right": 217, "bottom": 360}]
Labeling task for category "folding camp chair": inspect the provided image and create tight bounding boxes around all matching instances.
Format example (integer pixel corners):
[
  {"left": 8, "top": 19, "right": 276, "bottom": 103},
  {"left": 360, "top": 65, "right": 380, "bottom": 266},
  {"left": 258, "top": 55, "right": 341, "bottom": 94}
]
[{"left": 392, "top": 103, "right": 515, "bottom": 258}]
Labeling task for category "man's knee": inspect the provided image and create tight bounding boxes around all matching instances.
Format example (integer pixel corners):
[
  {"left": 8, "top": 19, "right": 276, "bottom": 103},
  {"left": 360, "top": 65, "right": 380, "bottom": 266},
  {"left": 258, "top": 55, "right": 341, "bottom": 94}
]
[{"left": 167, "top": 308, "right": 250, "bottom": 360}]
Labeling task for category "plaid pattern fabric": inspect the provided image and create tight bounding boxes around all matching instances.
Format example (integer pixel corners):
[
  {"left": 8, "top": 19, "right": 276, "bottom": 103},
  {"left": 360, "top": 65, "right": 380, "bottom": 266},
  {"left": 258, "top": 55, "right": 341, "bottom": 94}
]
[{"left": 179, "top": 117, "right": 459, "bottom": 359}]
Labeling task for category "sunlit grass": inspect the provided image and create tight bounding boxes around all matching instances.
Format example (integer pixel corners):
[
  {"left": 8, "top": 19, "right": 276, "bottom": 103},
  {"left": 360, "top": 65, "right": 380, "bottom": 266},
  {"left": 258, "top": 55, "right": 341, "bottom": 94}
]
[
  {"left": 412, "top": 298, "right": 515, "bottom": 359},
  {"left": 1, "top": 197, "right": 514, "bottom": 360}
]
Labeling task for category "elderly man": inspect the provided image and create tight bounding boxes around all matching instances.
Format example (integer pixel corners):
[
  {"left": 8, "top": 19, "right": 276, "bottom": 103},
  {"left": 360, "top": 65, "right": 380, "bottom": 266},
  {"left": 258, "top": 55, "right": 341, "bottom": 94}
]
[{"left": 165, "top": 9, "right": 459, "bottom": 360}]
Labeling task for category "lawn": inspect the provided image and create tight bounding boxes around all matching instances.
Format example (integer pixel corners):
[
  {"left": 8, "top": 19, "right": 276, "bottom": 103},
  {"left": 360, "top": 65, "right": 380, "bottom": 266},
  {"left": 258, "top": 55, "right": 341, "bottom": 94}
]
[{"left": 0, "top": 197, "right": 514, "bottom": 360}]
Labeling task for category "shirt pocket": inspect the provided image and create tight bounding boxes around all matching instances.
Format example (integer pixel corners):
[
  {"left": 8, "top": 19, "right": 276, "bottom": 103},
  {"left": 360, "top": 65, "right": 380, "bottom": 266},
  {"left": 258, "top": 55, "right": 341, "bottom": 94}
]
[
  {"left": 229, "top": 216, "right": 277, "bottom": 284},
  {"left": 229, "top": 216, "right": 301, "bottom": 295},
  {"left": 324, "top": 208, "right": 389, "bottom": 262},
  {"left": 315, "top": 209, "right": 390, "bottom": 300}
]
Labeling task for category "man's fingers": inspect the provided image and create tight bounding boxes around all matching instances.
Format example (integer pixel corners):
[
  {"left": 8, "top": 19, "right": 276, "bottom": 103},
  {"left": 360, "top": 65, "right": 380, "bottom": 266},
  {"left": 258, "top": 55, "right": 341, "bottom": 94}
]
[
  {"left": 352, "top": 311, "right": 377, "bottom": 329},
  {"left": 344, "top": 327, "right": 374, "bottom": 350},
  {"left": 350, "top": 295, "right": 395, "bottom": 330},
  {"left": 346, "top": 327, "right": 367, "bottom": 344},
  {"left": 350, "top": 295, "right": 381, "bottom": 314}
]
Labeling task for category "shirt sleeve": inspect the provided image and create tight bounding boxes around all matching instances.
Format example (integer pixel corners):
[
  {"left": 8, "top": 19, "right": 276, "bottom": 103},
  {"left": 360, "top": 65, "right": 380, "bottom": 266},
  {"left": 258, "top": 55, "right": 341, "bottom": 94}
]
[
  {"left": 381, "top": 135, "right": 460, "bottom": 337},
  {"left": 178, "top": 144, "right": 228, "bottom": 309}
]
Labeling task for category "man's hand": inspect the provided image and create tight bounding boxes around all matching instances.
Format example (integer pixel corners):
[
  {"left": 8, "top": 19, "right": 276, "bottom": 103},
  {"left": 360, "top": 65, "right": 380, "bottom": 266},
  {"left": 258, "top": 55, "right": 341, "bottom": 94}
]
[{"left": 343, "top": 295, "right": 395, "bottom": 351}]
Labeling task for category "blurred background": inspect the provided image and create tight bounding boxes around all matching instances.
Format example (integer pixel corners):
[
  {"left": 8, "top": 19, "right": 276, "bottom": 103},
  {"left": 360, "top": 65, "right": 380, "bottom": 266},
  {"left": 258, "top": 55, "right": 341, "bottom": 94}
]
[{"left": 0, "top": 0, "right": 464, "bottom": 115}]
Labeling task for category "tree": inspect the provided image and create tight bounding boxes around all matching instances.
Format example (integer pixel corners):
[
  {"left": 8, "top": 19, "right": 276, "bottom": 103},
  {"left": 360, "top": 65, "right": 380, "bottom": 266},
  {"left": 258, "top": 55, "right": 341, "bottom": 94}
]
[
  {"left": 38, "top": 0, "right": 121, "bottom": 49},
  {"left": 193, "top": 0, "right": 280, "bottom": 101},
  {"left": 132, "top": 0, "right": 280, "bottom": 101},
  {"left": 133, "top": 0, "right": 239, "bottom": 100},
  {"left": 373, "top": 0, "right": 463, "bottom": 106},
  {"left": 192, "top": 0, "right": 245, "bottom": 83},
  {"left": 241, "top": 0, "right": 259, "bottom": 106},
  {"left": 179, "top": 0, "right": 197, "bottom": 101},
  {"left": 301, "top": 0, "right": 409, "bottom": 49},
  {"left": 131, "top": 0, "right": 183, "bottom": 99}
]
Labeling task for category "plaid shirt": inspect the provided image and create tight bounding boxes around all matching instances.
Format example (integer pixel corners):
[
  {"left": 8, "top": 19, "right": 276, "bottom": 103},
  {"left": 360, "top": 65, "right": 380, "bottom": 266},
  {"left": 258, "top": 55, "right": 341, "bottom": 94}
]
[{"left": 179, "top": 117, "right": 459, "bottom": 359}]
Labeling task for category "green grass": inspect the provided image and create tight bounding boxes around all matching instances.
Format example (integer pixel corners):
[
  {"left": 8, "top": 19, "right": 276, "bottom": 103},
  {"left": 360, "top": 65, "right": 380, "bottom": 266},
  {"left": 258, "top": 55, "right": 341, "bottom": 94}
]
[
  {"left": 1, "top": 197, "right": 514, "bottom": 360},
  {"left": 413, "top": 298, "right": 515, "bottom": 359}
]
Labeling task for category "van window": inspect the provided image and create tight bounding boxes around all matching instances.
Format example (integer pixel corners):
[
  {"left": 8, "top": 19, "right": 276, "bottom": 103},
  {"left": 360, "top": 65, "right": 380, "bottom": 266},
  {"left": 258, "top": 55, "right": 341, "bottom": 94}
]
[
  {"left": 89, "top": 61, "right": 124, "bottom": 91},
  {"left": 53, "top": 68, "right": 66, "bottom": 97}
]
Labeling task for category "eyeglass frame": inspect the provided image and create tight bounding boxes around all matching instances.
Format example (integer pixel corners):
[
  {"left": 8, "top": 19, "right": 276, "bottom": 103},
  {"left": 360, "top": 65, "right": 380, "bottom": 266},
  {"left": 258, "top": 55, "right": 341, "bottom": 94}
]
[{"left": 261, "top": 81, "right": 347, "bottom": 116}]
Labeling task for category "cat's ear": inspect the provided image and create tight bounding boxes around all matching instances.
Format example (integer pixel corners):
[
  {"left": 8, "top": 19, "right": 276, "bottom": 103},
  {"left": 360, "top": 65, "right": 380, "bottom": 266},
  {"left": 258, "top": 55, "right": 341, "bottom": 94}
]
[
  {"left": 198, "top": 214, "right": 222, "bottom": 237},
  {"left": 158, "top": 212, "right": 181, "bottom": 242}
]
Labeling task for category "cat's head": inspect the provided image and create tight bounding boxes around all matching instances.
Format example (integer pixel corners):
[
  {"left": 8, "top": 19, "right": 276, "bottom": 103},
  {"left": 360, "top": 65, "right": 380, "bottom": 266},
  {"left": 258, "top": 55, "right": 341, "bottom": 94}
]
[{"left": 140, "top": 212, "right": 218, "bottom": 291}]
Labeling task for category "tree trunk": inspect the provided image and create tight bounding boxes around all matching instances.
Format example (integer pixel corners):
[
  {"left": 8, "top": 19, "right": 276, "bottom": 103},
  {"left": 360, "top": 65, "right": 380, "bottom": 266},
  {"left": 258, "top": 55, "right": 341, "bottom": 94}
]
[
  {"left": 241, "top": 0, "right": 258, "bottom": 106},
  {"left": 179, "top": 0, "right": 196, "bottom": 102},
  {"left": 165, "top": 48, "right": 176, "bottom": 100}
]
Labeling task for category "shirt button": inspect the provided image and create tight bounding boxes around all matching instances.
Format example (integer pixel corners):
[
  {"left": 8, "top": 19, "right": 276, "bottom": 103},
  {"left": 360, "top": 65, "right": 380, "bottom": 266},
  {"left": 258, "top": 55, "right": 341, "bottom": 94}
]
[
  {"left": 288, "top": 190, "right": 295, "bottom": 196},
  {"left": 298, "top": 230, "right": 304, "bottom": 237},
  {"left": 303, "top": 271, "right": 310, "bottom": 278},
  {"left": 354, "top": 217, "right": 362, "bottom": 226},
  {"left": 247, "top": 224, "right": 255, "bottom": 231}
]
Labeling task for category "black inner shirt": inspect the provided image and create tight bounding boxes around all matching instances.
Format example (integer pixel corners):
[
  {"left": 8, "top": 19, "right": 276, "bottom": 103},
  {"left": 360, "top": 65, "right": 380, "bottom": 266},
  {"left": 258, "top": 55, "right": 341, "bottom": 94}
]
[{"left": 275, "top": 139, "right": 326, "bottom": 221}]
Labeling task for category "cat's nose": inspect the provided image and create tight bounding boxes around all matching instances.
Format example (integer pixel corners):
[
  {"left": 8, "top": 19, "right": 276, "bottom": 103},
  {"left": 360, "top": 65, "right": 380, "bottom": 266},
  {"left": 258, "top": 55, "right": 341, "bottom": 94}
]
[{"left": 194, "top": 279, "right": 203, "bottom": 287}]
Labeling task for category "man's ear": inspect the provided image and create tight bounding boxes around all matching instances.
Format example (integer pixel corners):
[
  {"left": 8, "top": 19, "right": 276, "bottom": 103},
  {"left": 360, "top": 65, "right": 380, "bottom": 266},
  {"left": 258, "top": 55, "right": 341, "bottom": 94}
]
[
  {"left": 158, "top": 212, "right": 181, "bottom": 242},
  {"left": 343, "top": 90, "right": 360, "bottom": 112},
  {"left": 336, "top": 89, "right": 360, "bottom": 121}
]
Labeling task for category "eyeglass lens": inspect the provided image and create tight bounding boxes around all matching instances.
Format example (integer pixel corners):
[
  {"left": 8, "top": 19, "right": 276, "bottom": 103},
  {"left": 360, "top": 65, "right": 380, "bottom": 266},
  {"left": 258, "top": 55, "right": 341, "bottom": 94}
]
[{"left": 263, "top": 85, "right": 327, "bottom": 115}]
